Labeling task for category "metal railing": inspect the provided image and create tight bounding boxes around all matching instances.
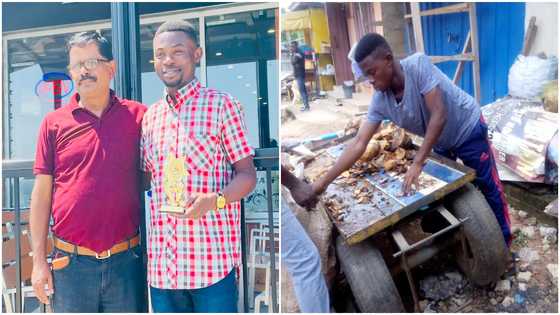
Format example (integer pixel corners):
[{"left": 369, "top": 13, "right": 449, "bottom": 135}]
[
  {"left": 2, "top": 160, "right": 34, "bottom": 313},
  {"left": 242, "top": 147, "right": 279, "bottom": 313},
  {"left": 2, "top": 148, "right": 279, "bottom": 313}
]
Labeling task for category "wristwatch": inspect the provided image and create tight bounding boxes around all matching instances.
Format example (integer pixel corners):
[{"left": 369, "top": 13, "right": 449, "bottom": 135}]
[{"left": 216, "top": 192, "right": 226, "bottom": 210}]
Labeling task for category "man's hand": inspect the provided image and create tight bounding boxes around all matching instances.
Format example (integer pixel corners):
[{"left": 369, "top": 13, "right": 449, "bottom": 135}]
[
  {"left": 32, "top": 259, "right": 53, "bottom": 305},
  {"left": 402, "top": 162, "right": 423, "bottom": 195},
  {"left": 291, "top": 179, "right": 319, "bottom": 209},
  {"left": 170, "top": 193, "right": 217, "bottom": 219}
]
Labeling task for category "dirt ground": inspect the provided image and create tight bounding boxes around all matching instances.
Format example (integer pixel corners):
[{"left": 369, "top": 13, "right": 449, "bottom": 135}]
[
  {"left": 281, "top": 93, "right": 559, "bottom": 313},
  {"left": 281, "top": 88, "right": 372, "bottom": 140}
]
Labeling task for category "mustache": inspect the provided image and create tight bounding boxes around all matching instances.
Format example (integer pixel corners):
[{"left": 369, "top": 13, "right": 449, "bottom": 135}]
[{"left": 79, "top": 75, "right": 97, "bottom": 83}]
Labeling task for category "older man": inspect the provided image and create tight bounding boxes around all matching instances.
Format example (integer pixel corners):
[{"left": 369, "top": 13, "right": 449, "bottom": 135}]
[{"left": 30, "top": 31, "right": 147, "bottom": 312}]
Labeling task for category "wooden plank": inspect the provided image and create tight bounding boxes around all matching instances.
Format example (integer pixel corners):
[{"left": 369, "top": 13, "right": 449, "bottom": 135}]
[
  {"left": 468, "top": 3, "right": 481, "bottom": 104},
  {"left": 410, "top": 2, "right": 425, "bottom": 53},
  {"left": 453, "top": 31, "right": 471, "bottom": 84},
  {"left": 430, "top": 53, "right": 474, "bottom": 64},
  {"left": 392, "top": 230, "right": 410, "bottom": 251},
  {"left": 404, "top": 3, "right": 469, "bottom": 19},
  {"left": 522, "top": 16, "right": 537, "bottom": 56}
]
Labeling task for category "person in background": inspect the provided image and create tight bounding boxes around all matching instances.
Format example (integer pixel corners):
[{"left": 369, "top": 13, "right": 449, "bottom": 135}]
[{"left": 290, "top": 41, "right": 310, "bottom": 111}]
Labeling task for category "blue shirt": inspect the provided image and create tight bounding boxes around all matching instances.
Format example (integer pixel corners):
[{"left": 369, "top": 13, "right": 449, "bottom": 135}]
[{"left": 367, "top": 53, "right": 480, "bottom": 151}]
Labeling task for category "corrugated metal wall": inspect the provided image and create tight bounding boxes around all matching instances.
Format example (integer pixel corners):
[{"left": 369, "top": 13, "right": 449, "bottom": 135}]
[{"left": 418, "top": 2, "right": 525, "bottom": 105}]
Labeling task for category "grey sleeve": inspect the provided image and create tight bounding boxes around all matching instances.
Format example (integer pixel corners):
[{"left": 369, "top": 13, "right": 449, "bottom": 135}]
[
  {"left": 416, "top": 54, "right": 440, "bottom": 95},
  {"left": 367, "top": 94, "right": 385, "bottom": 124}
]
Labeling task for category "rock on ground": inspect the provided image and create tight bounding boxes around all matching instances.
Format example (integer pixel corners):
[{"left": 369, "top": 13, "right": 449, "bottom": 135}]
[
  {"left": 517, "top": 271, "right": 533, "bottom": 283},
  {"left": 495, "top": 279, "right": 511, "bottom": 292},
  {"left": 547, "top": 264, "right": 558, "bottom": 279}
]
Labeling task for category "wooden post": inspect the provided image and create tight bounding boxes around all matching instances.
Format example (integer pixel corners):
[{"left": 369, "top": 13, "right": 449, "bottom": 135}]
[
  {"left": 453, "top": 31, "right": 471, "bottom": 84},
  {"left": 468, "top": 3, "right": 481, "bottom": 104},
  {"left": 522, "top": 16, "right": 537, "bottom": 56},
  {"left": 410, "top": 2, "right": 425, "bottom": 53}
]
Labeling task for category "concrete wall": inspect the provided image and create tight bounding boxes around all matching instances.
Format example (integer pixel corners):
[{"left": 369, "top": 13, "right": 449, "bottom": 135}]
[{"left": 525, "top": 2, "right": 558, "bottom": 56}]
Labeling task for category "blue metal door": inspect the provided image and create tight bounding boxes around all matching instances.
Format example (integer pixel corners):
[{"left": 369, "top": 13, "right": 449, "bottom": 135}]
[{"left": 417, "top": 2, "right": 525, "bottom": 105}]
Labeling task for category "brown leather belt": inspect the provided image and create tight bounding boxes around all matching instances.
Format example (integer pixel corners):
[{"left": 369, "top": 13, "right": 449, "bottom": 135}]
[{"left": 53, "top": 234, "right": 140, "bottom": 259}]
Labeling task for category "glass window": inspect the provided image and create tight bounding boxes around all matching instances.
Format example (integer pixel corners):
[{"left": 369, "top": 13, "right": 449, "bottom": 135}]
[
  {"left": 267, "top": 59, "right": 279, "bottom": 147},
  {"left": 4, "top": 28, "right": 112, "bottom": 208},
  {"left": 244, "top": 170, "right": 279, "bottom": 221},
  {"left": 207, "top": 62, "right": 260, "bottom": 148},
  {"left": 205, "top": 9, "right": 276, "bottom": 64},
  {"left": 205, "top": 9, "right": 277, "bottom": 149}
]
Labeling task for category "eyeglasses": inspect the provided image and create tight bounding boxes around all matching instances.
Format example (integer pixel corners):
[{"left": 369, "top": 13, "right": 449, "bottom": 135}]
[{"left": 67, "top": 58, "right": 109, "bottom": 72}]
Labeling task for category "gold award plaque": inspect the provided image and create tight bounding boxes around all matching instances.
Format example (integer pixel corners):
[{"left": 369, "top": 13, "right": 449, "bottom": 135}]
[{"left": 162, "top": 154, "right": 190, "bottom": 214}]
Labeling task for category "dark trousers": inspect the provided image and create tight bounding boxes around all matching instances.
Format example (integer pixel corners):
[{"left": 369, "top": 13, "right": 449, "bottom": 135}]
[
  {"left": 52, "top": 246, "right": 146, "bottom": 312},
  {"left": 295, "top": 76, "right": 309, "bottom": 108},
  {"left": 435, "top": 118, "right": 512, "bottom": 246}
]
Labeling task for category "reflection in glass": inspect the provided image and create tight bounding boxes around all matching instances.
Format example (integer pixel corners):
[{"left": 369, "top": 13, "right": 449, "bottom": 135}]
[
  {"left": 207, "top": 62, "right": 259, "bottom": 148},
  {"left": 5, "top": 29, "right": 112, "bottom": 208}
]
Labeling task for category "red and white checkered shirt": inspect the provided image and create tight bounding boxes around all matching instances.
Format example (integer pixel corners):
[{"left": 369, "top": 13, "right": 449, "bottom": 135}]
[{"left": 141, "top": 78, "right": 254, "bottom": 289}]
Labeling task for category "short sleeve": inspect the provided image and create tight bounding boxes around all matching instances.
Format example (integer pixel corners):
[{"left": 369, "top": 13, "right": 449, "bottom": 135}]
[
  {"left": 367, "top": 94, "right": 386, "bottom": 124},
  {"left": 219, "top": 95, "right": 255, "bottom": 164},
  {"left": 416, "top": 53, "right": 440, "bottom": 95},
  {"left": 33, "top": 117, "right": 55, "bottom": 175}
]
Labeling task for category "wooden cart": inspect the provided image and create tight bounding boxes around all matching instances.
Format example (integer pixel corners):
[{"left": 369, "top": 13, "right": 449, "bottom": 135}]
[{"left": 306, "top": 141, "right": 509, "bottom": 312}]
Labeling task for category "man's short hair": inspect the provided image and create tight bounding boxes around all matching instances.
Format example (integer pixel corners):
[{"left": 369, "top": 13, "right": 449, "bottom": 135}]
[
  {"left": 291, "top": 41, "right": 298, "bottom": 46},
  {"left": 155, "top": 20, "right": 198, "bottom": 46},
  {"left": 354, "top": 33, "right": 392, "bottom": 63},
  {"left": 67, "top": 31, "right": 113, "bottom": 61}
]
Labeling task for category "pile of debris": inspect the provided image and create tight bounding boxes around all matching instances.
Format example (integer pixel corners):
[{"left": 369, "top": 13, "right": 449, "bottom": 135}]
[{"left": 415, "top": 206, "right": 558, "bottom": 313}]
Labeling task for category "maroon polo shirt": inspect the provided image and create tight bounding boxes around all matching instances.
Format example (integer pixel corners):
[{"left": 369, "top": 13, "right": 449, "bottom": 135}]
[{"left": 33, "top": 91, "right": 147, "bottom": 252}]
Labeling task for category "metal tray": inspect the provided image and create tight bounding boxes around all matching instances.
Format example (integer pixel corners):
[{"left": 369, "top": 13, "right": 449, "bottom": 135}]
[{"left": 320, "top": 143, "right": 476, "bottom": 245}]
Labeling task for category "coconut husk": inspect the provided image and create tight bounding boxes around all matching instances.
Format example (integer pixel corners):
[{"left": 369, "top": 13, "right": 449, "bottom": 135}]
[
  {"left": 395, "top": 148, "right": 406, "bottom": 160},
  {"left": 359, "top": 141, "right": 381, "bottom": 162},
  {"left": 373, "top": 154, "right": 385, "bottom": 168},
  {"left": 384, "top": 159, "right": 398, "bottom": 171}
]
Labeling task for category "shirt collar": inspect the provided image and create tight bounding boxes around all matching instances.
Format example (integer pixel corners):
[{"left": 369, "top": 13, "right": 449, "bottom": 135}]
[
  {"left": 164, "top": 77, "right": 201, "bottom": 110},
  {"left": 68, "top": 89, "right": 118, "bottom": 113}
]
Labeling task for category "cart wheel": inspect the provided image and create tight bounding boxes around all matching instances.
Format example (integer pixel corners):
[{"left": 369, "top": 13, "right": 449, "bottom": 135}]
[
  {"left": 336, "top": 235, "right": 405, "bottom": 313},
  {"left": 445, "top": 183, "right": 508, "bottom": 286}
]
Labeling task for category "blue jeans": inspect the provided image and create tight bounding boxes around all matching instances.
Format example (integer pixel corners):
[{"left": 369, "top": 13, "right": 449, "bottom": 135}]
[
  {"left": 295, "top": 76, "right": 309, "bottom": 108},
  {"left": 281, "top": 198, "right": 330, "bottom": 312},
  {"left": 52, "top": 245, "right": 146, "bottom": 312},
  {"left": 150, "top": 269, "right": 238, "bottom": 313}
]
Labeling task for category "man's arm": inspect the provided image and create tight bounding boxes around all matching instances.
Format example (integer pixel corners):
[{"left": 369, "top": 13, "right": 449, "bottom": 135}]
[
  {"left": 182, "top": 156, "right": 256, "bottom": 219},
  {"left": 281, "top": 165, "right": 318, "bottom": 208},
  {"left": 222, "top": 156, "right": 257, "bottom": 203},
  {"left": 313, "top": 120, "right": 380, "bottom": 194},
  {"left": 30, "top": 174, "right": 54, "bottom": 305},
  {"left": 402, "top": 86, "right": 447, "bottom": 194}
]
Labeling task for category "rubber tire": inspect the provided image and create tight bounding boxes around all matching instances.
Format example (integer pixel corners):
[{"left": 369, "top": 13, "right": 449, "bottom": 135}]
[
  {"left": 336, "top": 235, "right": 405, "bottom": 313},
  {"left": 445, "top": 183, "right": 509, "bottom": 286}
]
